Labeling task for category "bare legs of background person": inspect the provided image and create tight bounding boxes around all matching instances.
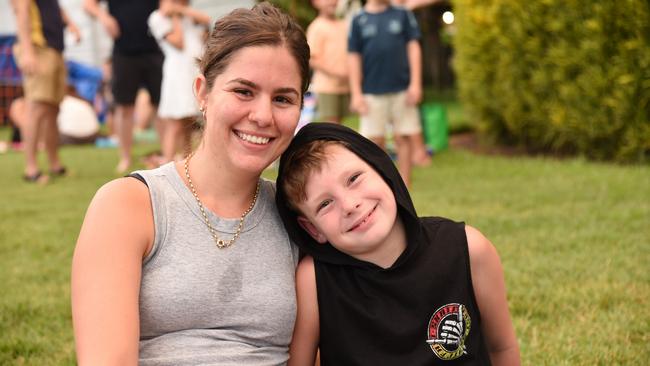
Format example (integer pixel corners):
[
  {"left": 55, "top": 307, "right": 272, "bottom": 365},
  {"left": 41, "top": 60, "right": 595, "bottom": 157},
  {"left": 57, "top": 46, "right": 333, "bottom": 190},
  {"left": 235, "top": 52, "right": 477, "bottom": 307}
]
[
  {"left": 41, "top": 104, "right": 63, "bottom": 170},
  {"left": 153, "top": 115, "right": 165, "bottom": 153},
  {"left": 114, "top": 104, "right": 134, "bottom": 173},
  {"left": 368, "top": 136, "right": 386, "bottom": 151},
  {"left": 394, "top": 134, "right": 413, "bottom": 187},
  {"left": 22, "top": 100, "right": 63, "bottom": 181},
  {"left": 8, "top": 97, "right": 26, "bottom": 151},
  {"left": 368, "top": 134, "right": 412, "bottom": 186},
  {"left": 322, "top": 116, "right": 342, "bottom": 124},
  {"left": 135, "top": 90, "right": 165, "bottom": 145},
  {"left": 161, "top": 117, "right": 193, "bottom": 164},
  {"left": 133, "top": 89, "right": 154, "bottom": 131},
  {"left": 410, "top": 132, "right": 431, "bottom": 166}
]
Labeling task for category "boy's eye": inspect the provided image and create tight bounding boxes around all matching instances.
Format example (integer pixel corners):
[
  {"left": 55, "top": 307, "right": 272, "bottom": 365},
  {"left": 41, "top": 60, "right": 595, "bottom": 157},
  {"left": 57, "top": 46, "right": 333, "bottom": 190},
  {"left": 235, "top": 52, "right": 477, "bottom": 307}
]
[
  {"left": 348, "top": 172, "right": 362, "bottom": 185},
  {"left": 316, "top": 199, "right": 332, "bottom": 213}
]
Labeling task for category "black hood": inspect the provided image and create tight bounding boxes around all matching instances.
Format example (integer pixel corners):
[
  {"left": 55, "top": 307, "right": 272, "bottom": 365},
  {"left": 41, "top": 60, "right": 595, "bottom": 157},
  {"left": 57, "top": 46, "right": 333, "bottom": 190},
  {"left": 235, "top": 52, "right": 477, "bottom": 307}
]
[{"left": 275, "top": 123, "right": 423, "bottom": 269}]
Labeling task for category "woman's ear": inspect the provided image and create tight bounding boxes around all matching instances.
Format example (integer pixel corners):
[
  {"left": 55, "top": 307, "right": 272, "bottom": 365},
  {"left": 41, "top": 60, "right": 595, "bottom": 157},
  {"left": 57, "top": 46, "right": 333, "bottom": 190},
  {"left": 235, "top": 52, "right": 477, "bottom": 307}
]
[
  {"left": 297, "top": 216, "right": 328, "bottom": 244},
  {"left": 194, "top": 74, "right": 207, "bottom": 109}
]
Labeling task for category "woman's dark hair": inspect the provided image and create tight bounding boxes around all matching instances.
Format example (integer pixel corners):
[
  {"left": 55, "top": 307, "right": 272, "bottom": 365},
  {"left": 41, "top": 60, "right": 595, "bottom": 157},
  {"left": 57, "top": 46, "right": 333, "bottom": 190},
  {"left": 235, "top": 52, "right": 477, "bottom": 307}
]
[{"left": 198, "top": 2, "right": 310, "bottom": 101}]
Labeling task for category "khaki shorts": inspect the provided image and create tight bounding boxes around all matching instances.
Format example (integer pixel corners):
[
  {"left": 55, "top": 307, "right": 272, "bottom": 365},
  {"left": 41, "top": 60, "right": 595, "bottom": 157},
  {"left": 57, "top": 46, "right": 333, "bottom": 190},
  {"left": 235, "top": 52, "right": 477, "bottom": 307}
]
[
  {"left": 13, "top": 44, "right": 66, "bottom": 105},
  {"left": 359, "top": 91, "right": 421, "bottom": 138},
  {"left": 315, "top": 92, "right": 350, "bottom": 122}
]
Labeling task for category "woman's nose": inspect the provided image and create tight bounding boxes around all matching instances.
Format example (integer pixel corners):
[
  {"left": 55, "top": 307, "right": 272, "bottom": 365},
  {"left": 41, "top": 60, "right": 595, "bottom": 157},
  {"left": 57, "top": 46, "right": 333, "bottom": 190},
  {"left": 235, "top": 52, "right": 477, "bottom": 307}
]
[{"left": 248, "top": 98, "right": 273, "bottom": 127}]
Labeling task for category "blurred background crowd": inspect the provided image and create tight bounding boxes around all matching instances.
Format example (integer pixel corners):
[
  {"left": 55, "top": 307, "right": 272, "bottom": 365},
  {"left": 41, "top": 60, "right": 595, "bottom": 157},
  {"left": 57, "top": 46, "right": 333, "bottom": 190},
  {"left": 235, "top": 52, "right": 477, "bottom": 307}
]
[{"left": 0, "top": 0, "right": 460, "bottom": 185}]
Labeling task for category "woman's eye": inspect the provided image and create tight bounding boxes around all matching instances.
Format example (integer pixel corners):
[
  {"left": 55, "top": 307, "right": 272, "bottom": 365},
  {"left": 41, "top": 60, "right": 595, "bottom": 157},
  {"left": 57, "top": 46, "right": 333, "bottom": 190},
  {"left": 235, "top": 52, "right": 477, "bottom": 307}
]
[
  {"left": 234, "top": 89, "right": 252, "bottom": 97},
  {"left": 274, "top": 95, "right": 294, "bottom": 105}
]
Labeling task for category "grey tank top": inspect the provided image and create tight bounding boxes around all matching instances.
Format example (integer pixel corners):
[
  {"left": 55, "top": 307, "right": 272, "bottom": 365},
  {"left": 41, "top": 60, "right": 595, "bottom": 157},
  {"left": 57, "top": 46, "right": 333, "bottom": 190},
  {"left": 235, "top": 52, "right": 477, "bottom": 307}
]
[{"left": 134, "top": 162, "right": 298, "bottom": 365}]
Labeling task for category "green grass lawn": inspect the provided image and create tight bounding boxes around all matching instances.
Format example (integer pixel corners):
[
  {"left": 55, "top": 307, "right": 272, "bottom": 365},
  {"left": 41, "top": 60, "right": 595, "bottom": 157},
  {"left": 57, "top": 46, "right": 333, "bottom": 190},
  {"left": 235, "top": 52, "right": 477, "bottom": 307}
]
[{"left": 0, "top": 132, "right": 648, "bottom": 364}]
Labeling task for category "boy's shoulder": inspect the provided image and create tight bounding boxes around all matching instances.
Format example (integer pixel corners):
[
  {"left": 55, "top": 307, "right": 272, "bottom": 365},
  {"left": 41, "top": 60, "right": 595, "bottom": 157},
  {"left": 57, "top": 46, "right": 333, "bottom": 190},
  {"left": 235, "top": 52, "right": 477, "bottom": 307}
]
[
  {"left": 464, "top": 225, "right": 497, "bottom": 265},
  {"left": 419, "top": 216, "right": 463, "bottom": 231},
  {"left": 418, "top": 216, "right": 467, "bottom": 250},
  {"left": 418, "top": 218, "right": 497, "bottom": 263}
]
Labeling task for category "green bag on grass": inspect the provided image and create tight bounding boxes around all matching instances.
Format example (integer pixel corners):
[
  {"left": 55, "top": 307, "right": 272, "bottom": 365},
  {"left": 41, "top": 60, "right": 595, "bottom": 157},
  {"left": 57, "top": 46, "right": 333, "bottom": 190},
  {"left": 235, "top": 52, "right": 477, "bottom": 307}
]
[{"left": 420, "top": 102, "right": 448, "bottom": 152}]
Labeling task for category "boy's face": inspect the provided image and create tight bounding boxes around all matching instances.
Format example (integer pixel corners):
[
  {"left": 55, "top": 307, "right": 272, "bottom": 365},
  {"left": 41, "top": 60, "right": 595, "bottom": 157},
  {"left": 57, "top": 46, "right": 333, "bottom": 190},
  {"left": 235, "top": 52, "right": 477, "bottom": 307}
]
[
  {"left": 368, "top": 0, "right": 392, "bottom": 6},
  {"left": 296, "top": 145, "right": 402, "bottom": 262},
  {"left": 312, "top": 0, "right": 338, "bottom": 17}
]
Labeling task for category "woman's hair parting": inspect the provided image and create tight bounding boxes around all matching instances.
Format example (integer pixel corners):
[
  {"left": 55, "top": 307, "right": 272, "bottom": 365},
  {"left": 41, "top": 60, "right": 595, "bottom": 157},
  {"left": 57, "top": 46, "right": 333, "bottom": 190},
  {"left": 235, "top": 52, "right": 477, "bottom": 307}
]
[{"left": 198, "top": 2, "right": 310, "bottom": 100}]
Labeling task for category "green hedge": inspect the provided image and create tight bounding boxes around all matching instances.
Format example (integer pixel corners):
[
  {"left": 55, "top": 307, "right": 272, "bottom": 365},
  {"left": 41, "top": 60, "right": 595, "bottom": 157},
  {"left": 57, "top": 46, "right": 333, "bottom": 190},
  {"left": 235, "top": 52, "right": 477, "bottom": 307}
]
[
  {"left": 452, "top": 0, "right": 650, "bottom": 162},
  {"left": 269, "top": 0, "right": 317, "bottom": 31}
]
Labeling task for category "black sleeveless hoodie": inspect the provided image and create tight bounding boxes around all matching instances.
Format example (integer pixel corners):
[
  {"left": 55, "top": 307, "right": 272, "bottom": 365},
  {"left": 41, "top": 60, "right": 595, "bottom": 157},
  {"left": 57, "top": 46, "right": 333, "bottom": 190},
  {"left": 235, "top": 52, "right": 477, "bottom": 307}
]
[{"left": 276, "top": 123, "right": 491, "bottom": 365}]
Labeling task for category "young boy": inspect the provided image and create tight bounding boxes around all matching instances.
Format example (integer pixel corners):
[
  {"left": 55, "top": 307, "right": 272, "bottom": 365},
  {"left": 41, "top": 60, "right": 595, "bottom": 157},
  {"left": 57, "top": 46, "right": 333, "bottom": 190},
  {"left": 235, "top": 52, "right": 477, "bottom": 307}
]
[
  {"left": 348, "top": 0, "right": 429, "bottom": 186},
  {"left": 306, "top": 0, "right": 350, "bottom": 124},
  {"left": 276, "top": 123, "right": 520, "bottom": 365}
]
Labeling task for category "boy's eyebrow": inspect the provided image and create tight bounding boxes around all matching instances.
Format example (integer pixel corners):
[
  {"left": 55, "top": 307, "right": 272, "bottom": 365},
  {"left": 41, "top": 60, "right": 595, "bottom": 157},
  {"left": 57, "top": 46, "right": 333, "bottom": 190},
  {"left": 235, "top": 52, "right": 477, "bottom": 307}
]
[
  {"left": 302, "top": 184, "right": 330, "bottom": 214},
  {"left": 304, "top": 166, "right": 358, "bottom": 213},
  {"left": 306, "top": 195, "right": 331, "bottom": 216},
  {"left": 227, "top": 78, "right": 300, "bottom": 97},
  {"left": 302, "top": 186, "right": 324, "bottom": 213}
]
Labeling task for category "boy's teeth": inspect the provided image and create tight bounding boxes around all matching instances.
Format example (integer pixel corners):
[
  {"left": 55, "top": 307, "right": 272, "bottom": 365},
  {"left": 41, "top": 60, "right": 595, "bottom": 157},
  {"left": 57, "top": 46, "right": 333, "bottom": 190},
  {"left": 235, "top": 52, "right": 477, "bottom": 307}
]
[{"left": 237, "top": 132, "right": 270, "bottom": 145}]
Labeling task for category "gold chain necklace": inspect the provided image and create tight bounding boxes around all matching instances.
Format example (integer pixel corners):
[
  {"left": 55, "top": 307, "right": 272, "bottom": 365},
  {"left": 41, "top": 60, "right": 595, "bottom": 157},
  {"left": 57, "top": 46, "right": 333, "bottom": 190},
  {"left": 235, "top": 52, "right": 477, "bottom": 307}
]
[{"left": 183, "top": 153, "right": 260, "bottom": 249}]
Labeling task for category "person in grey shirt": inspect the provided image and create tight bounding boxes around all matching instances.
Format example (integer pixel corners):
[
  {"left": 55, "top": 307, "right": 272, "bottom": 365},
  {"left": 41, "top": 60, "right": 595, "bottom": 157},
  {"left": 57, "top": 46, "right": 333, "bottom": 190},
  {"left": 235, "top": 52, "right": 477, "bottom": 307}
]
[{"left": 71, "top": 3, "right": 310, "bottom": 364}]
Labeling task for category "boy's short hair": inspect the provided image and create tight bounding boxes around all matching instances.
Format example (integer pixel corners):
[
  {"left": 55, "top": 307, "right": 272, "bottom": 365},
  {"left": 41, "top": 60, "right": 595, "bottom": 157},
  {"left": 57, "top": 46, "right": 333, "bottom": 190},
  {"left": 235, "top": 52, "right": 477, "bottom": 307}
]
[{"left": 280, "top": 139, "right": 349, "bottom": 212}]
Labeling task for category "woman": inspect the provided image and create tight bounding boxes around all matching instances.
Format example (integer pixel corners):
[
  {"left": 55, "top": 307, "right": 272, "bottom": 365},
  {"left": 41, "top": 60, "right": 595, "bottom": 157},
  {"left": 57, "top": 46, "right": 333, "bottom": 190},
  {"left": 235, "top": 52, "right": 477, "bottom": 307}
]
[{"left": 71, "top": 3, "right": 310, "bottom": 364}]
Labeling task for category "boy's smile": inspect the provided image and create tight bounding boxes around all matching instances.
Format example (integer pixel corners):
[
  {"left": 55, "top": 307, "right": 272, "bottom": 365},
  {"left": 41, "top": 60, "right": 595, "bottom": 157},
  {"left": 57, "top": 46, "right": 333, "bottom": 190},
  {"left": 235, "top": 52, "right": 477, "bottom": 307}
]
[
  {"left": 297, "top": 144, "right": 406, "bottom": 268},
  {"left": 347, "top": 204, "right": 377, "bottom": 232}
]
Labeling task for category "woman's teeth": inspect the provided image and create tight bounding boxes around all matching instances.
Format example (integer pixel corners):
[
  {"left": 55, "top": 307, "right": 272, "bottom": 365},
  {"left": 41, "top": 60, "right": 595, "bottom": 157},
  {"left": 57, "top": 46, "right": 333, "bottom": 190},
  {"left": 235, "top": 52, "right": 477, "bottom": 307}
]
[{"left": 237, "top": 132, "right": 270, "bottom": 145}]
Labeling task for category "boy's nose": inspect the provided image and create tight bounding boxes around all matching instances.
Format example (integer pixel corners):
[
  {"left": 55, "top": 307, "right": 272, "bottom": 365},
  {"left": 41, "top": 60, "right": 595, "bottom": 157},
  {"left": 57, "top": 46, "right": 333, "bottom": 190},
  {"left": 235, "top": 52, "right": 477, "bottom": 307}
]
[{"left": 343, "top": 198, "right": 361, "bottom": 216}]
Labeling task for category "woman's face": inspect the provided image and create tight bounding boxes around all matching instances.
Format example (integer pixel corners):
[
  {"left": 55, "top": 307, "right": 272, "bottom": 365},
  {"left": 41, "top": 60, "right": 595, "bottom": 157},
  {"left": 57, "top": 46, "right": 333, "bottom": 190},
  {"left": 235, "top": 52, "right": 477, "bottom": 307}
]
[{"left": 195, "top": 45, "right": 303, "bottom": 176}]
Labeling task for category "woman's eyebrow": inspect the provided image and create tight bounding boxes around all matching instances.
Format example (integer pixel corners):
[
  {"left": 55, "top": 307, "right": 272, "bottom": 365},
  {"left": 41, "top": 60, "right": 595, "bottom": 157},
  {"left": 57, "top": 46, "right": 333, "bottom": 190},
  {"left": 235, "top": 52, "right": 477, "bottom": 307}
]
[
  {"left": 227, "top": 78, "right": 258, "bottom": 89},
  {"left": 275, "top": 87, "right": 300, "bottom": 97},
  {"left": 227, "top": 78, "right": 299, "bottom": 97}
]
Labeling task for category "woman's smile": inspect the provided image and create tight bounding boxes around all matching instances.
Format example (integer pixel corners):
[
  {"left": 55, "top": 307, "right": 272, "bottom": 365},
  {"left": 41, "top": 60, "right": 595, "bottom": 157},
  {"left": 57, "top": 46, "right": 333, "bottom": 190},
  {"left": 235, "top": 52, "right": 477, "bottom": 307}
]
[{"left": 234, "top": 130, "right": 272, "bottom": 145}]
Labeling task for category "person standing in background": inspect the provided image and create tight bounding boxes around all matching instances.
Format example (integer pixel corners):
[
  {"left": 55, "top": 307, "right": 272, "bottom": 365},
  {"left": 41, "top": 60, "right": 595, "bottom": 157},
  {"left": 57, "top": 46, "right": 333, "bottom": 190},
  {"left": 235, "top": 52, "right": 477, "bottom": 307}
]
[
  {"left": 307, "top": 0, "right": 350, "bottom": 124},
  {"left": 348, "top": 0, "right": 424, "bottom": 186},
  {"left": 84, "top": 0, "right": 163, "bottom": 174},
  {"left": 395, "top": 0, "right": 442, "bottom": 10},
  {"left": 148, "top": 0, "right": 210, "bottom": 164},
  {"left": 12, "top": 0, "right": 80, "bottom": 183},
  {"left": 392, "top": 0, "right": 437, "bottom": 167}
]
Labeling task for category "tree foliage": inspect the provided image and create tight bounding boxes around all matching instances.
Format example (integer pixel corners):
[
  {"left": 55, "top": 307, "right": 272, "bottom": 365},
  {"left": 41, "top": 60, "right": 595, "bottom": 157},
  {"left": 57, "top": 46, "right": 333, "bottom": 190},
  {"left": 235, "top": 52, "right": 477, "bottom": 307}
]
[
  {"left": 453, "top": 0, "right": 650, "bottom": 162},
  {"left": 267, "top": 0, "right": 317, "bottom": 31}
]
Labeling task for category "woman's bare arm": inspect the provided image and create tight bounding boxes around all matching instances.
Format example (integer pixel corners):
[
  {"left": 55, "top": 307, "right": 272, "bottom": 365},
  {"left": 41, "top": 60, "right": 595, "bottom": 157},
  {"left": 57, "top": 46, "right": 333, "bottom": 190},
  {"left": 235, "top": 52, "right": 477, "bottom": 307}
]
[{"left": 71, "top": 178, "right": 154, "bottom": 365}]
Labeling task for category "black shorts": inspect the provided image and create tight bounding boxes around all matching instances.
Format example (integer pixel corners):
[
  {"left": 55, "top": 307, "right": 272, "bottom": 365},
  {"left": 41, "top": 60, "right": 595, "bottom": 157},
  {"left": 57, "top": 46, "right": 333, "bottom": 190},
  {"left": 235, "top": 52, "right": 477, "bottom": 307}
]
[{"left": 111, "top": 51, "right": 163, "bottom": 105}]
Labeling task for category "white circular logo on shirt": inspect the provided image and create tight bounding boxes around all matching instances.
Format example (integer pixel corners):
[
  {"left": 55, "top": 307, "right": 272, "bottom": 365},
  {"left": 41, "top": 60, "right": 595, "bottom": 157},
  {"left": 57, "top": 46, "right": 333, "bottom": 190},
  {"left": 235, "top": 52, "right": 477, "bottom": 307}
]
[{"left": 426, "top": 303, "right": 470, "bottom": 360}]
